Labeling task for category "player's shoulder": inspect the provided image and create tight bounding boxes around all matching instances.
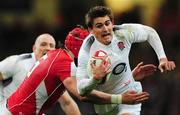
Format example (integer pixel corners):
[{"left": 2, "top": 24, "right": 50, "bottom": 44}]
[
  {"left": 115, "top": 23, "right": 151, "bottom": 31},
  {"left": 18, "top": 53, "right": 32, "bottom": 60},
  {"left": 82, "top": 34, "right": 95, "bottom": 52},
  {"left": 2, "top": 53, "right": 31, "bottom": 62},
  {"left": 48, "top": 49, "right": 73, "bottom": 60}
]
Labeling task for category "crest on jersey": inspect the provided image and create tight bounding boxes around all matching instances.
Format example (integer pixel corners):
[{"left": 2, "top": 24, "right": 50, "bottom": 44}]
[{"left": 117, "top": 41, "right": 125, "bottom": 51}]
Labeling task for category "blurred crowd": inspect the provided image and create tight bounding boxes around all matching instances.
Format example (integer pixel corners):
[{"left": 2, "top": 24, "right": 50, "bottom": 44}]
[{"left": 0, "top": 0, "right": 179, "bottom": 115}]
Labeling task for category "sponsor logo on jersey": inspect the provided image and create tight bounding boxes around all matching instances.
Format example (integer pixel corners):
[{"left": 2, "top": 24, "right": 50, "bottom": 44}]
[
  {"left": 112, "top": 62, "right": 127, "bottom": 75},
  {"left": 117, "top": 41, "right": 125, "bottom": 51}
]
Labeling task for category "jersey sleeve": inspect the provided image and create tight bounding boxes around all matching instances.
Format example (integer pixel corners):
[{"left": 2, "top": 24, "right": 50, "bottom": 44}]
[
  {"left": 54, "top": 50, "right": 74, "bottom": 81},
  {"left": 0, "top": 55, "right": 18, "bottom": 79},
  {"left": 118, "top": 24, "right": 167, "bottom": 60}
]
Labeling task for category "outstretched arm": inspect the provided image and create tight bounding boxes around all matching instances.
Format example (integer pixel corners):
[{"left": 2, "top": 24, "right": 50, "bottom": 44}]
[{"left": 119, "top": 24, "right": 176, "bottom": 73}]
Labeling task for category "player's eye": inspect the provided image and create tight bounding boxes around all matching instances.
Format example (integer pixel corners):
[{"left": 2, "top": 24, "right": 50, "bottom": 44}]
[
  {"left": 95, "top": 24, "right": 103, "bottom": 29},
  {"left": 105, "top": 20, "right": 111, "bottom": 26},
  {"left": 40, "top": 42, "right": 47, "bottom": 47},
  {"left": 50, "top": 44, "right": 55, "bottom": 48}
]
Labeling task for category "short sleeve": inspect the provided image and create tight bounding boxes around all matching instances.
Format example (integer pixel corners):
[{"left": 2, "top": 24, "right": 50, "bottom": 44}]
[{"left": 54, "top": 50, "right": 74, "bottom": 81}]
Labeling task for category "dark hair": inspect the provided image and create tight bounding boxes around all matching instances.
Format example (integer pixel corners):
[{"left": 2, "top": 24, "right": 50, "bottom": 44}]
[{"left": 85, "top": 6, "right": 114, "bottom": 29}]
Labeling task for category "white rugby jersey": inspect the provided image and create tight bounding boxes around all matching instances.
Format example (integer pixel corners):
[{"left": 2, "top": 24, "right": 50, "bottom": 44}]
[
  {"left": 77, "top": 24, "right": 166, "bottom": 114},
  {"left": 0, "top": 53, "right": 36, "bottom": 99}
]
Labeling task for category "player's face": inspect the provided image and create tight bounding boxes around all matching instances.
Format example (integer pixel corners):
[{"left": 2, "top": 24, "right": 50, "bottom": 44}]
[
  {"left": 90, "top": 16, "right": 114, "bottom": 45},
  {"left": 33, "top": 34, "right": 56, "bottom": 60}
]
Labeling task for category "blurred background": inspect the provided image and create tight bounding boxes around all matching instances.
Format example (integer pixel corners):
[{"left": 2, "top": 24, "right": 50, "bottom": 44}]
[{"left": 0, "top": 0, "right": 179, "bottom": 115}]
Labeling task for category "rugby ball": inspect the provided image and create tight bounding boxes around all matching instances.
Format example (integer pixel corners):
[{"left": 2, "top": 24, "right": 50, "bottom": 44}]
[{"left": 87, "top": 50, "right": 111, "bottom": 84}]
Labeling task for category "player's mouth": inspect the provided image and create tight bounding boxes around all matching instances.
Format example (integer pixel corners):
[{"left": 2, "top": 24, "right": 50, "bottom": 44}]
[{"left": 102, "top": 33, "right": 111, "bottom": 37}]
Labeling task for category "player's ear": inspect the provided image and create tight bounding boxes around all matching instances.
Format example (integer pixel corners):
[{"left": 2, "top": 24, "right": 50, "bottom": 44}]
[{"left": 88, "top": 28, "right": 93, "bottom": 33}]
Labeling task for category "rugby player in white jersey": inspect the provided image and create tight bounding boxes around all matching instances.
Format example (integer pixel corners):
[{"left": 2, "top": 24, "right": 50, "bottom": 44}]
[
  {"left": 0, "top": 34, "right": 81, "bottom": 115},
  {"left": 66, "top": 26, "right": 157, "bottom": 115},
  {"left": 76, "top": 6, "right": 176, "bottom": 115}
]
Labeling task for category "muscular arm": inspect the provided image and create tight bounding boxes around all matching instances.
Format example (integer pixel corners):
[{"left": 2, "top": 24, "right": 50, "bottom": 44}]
[{"left": 58, "top": 90, "right": 81, "bottom": 115}]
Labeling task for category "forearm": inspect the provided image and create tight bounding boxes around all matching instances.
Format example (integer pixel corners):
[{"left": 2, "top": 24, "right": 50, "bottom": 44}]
[
  {"left": 81, "top": 90, "right": 122, "bottom": 104},
  {"left": 77, "top": 78, "right": 101, "bottom": 96},
  {"left": 58, "top": 91, "right": 81, "bottom": 115}
]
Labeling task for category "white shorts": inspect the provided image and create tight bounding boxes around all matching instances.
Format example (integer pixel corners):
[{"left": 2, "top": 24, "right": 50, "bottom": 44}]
[
  {"left": 117, "top": 103, "right": 141, "bottom": 115},
  {"left": 0, "top": 100, "right": 12, "bottom": 115},
  {"left": 97, "top": 103, "right": 141, "bottom": 115}
]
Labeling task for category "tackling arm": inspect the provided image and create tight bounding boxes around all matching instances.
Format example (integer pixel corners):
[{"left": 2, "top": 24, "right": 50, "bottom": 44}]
[
  {"left": 63, "top": 76, "right": 149, "bottom": 104},
  {"left": 58, "top": 90, "right": 81, "bottom": 115}
]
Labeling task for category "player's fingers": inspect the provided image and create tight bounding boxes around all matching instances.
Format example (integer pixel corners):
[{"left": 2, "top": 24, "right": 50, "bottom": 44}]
[
  {"left": 135, "top": 96, "right": 149, "bottom": 104},
  {"left": 90, "top": 59, "right": 96, "bottom": 69},
  {"left": 169, "top": 61, "right": 176, "bottom": 71},
  {"left": 142, "top": 65, "right": 157, "bottom": 71},
  {"left": 144, "top": 64, "right": 157, "bottom": 69},
  {"left": 105, "top": 64, "right": 111, "bottom": 74},
  {"left": 144, "top": 70, "right": 155, "bottom": 76},
  {"left": 158, "top": 64, "right": 165, "bottom": 73},
  {"left": 136, "top": 62, "right": 144, "bottom": 68},
  {"left": 124, "top": 90, "right": 137, "bottom": 94},
  {"left": 134, "top": 92, "right": 150, "bottom": 100}
]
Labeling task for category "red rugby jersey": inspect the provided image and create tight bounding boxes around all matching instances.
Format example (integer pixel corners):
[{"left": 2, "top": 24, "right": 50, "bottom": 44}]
[{"left": 7, "top": 49, "right": 75, "bottom": 115}]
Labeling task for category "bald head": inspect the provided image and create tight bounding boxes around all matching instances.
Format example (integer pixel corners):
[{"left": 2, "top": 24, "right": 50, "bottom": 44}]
[{"left": 33, "top": 33, "right": 56, "bottom": 60}]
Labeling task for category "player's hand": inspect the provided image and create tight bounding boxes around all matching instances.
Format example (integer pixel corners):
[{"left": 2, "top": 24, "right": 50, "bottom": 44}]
[
  {"left": 132, "top": 62, "right": 157, "bottom": 81},
  {"left": 159, "top": 58, "right": 176, "bottom": 73},
  {"left": 121, "top": 91, "right": 150, "bottom": 104},
  {"left": 90, "top": 57, "right": 111, "bottom": 80}
]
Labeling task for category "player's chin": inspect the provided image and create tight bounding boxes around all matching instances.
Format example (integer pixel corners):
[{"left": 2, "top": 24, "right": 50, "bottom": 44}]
[{"left": 102, "top": 36, "right": 112, "bottom": 44}]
